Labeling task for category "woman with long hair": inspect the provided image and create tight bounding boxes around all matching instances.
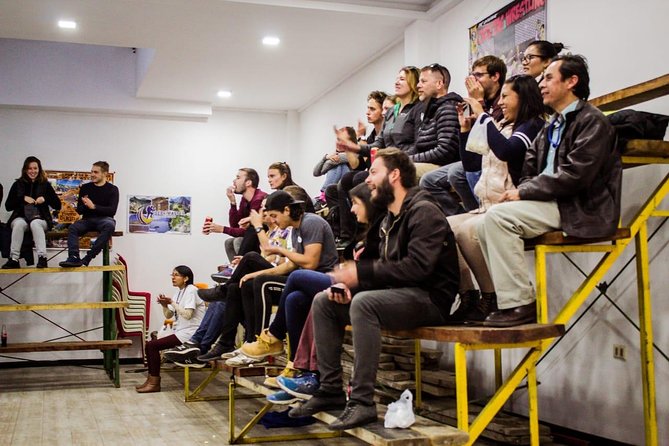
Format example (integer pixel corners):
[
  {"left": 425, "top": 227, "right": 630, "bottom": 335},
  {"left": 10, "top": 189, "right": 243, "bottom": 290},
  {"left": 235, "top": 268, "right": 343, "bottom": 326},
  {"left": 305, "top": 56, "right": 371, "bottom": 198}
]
[
  {"left": 3, "top": 156, "right": 61, "bottom": 269},
  {"left": 136, "top": 265, "right": 205, "bottom": 393},
  {"left": 267, "top": 162, "right": 298, "bottom": 190},
  {"left": 448, "top": 75, "right": 546, "bottom": 323}
]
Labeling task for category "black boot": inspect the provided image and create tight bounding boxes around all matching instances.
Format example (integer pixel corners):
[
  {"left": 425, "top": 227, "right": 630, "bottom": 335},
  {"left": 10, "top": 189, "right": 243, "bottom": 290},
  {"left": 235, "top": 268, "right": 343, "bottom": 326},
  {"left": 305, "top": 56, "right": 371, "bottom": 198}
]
[
  {"left": 449, "top": 289, "right": 480, "bottom": 323},
  {"left": 37, "top": 256, "right": 48, "bottom": 268},
  {"left": 464, "top": 292, "right": 498, "bottom": 324},
  {"left": 197, "top": 284, "right": 228, "bottom": 302}
]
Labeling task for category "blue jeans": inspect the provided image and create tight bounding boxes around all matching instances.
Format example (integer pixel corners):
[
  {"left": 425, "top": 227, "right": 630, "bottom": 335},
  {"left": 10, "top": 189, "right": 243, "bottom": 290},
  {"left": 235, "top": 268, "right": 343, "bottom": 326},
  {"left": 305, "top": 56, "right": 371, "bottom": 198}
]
[
  {"left": 448, "top": 162, "right": 479, "bottom": 212},
  {"left": 321, "top": 164, "right": 350, "bottom": 192},
  {"left": 269, "top": 269, "right": 333, "bottom": 361},
  {"left": 67, "top": 217, "right": 116, "bottom": 261},
  {"left": 189, "top": 300, "right": 226, "bottom": 352},
  {"left": 419, "top": 161, "right": 465, "bottom": 216},
  {"left": 465, "top": 171, "right": 481, "bottom": 206}
]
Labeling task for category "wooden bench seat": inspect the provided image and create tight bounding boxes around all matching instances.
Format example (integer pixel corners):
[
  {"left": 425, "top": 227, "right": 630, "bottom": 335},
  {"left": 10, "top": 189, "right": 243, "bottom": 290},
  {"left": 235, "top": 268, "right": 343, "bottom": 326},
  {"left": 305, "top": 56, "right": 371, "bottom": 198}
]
[
  {"left": 45, "top": 230, "right": 124, "bottom": 239},
  {"left": 0, "top": 339, "right": 132, "bottom": 353},
  {"left": 387, "top": 323, "right": 564, "bottom": 345},
  {"left": 524, "top": 227, "right": 631, "bottom": 250}
]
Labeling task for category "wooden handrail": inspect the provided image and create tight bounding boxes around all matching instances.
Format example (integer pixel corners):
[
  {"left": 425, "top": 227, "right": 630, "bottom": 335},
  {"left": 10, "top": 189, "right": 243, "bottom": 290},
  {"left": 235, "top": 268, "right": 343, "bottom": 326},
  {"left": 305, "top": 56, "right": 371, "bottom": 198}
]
[{"left": 590, "top": 73, "right": 669, "bottom": 111}]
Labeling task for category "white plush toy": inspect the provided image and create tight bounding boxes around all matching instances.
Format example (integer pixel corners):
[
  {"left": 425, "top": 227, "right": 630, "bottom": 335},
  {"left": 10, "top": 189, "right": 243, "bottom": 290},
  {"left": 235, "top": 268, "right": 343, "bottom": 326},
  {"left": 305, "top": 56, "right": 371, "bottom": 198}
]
[{"left": 384, "top": 389, "right": 416, "bottom": 428}]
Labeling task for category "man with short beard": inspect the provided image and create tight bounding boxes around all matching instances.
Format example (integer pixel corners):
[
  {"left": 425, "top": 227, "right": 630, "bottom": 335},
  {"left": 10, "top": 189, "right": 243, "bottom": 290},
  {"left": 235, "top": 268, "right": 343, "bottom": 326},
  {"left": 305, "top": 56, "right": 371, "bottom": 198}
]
[
  {"left": 289, "top": 148, "right": 459, "bottom": 430},
  {"left": 203, "top": 168, "right": 266, "bottom": 261}
]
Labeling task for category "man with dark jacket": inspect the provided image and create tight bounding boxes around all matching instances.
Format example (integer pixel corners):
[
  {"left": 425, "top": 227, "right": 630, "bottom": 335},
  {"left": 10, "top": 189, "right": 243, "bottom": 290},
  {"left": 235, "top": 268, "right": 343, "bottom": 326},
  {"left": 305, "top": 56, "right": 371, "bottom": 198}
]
[
  {"left": 406, "top": 64, "right": 462, "bottom": 179},
  {"left": 477, "top": 55, "right": 621, "bottom": 327},
  {"left": 289, "top": 148, "right": 459, "bottom": 429}
]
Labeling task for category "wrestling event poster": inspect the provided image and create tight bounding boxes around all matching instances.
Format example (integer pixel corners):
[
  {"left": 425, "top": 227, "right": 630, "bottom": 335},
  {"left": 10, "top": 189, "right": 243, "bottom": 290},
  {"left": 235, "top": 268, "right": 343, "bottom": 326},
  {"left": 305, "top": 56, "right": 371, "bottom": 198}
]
[
  {"left": 469, "top": 0, "right": 547, "bottom": 76},
  {"left": 128, "top": 195, "right": 191, "bottom": 234}
]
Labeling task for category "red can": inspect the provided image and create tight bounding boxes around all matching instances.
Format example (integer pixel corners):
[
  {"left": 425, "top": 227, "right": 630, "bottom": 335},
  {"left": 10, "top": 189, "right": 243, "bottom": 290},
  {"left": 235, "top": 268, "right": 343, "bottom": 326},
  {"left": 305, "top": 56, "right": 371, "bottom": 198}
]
[
  {"left": 203, "top": 216, "right": 213, "bottom": 235},
  {"left": 370, "top": 147, "right": 378, "bottom": 164}
]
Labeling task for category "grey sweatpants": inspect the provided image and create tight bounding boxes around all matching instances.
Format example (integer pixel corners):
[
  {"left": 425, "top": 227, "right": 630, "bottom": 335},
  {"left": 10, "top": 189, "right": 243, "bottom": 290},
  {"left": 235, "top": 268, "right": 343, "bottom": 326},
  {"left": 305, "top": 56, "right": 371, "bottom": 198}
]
[{"left": 312, "top": 287, "right": 446, "bottom": 405}]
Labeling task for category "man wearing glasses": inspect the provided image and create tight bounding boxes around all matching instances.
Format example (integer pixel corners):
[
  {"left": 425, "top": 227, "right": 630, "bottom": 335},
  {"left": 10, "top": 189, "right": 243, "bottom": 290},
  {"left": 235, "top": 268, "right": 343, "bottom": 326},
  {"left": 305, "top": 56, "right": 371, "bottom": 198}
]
[
  {"left": 406, "top": 63, "right": 462, "bottom": 182},
  {"left": 477, "top": 55, "right": 621, "bottom": 327}
]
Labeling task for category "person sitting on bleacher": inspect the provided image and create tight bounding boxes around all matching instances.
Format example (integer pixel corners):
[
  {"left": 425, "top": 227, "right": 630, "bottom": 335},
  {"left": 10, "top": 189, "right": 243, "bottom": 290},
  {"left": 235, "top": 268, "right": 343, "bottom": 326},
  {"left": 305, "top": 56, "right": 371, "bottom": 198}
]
[
  {"left": 289, "top": 148, "right": 459, "bottom": 430},
  {"left": 447, "top": 75, "right": 545, "bottom": 324},
  {"left": 2, "top": 156, "right": 61, "bottom": 269},
  {"left": 476, "top": 54, "right": 621, "bottom": 327},
  {"left": 136, "top": 265, "right": 206, "bottom": 393}
]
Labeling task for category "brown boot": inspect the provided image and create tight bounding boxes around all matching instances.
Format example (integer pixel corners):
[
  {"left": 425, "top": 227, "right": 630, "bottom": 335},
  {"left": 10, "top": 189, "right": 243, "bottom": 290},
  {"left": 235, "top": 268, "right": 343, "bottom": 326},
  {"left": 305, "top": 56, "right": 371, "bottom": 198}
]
[
  {"left": 136, "top": 375, "right": 161, "bottom": 393},
  {"left": 464, "top": 292, "right": 498, "bottom": 324},
  {"left": 135, "top": 376, "right": 151, "bottom": 390}
]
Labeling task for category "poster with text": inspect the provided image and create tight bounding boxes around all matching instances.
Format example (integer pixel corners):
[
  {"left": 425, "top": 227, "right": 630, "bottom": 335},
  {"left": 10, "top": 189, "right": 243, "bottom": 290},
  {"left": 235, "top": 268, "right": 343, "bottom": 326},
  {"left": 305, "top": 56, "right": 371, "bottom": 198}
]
[
  {"left": 46, "top": 169, "right": 115, "bottom": 248},
  {"left": 469, "top": 0, "right": 547, "bottom": 76},
  {"left": 128, "top": 195, "right": 191, "bottom": 234}
]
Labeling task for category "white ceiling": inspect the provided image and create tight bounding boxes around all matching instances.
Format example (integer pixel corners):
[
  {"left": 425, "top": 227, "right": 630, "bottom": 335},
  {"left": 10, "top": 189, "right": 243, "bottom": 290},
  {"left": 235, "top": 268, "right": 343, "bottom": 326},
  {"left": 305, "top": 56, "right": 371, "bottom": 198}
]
[{"left": 0, "top": 0, "right": 458, "bottom": 112}]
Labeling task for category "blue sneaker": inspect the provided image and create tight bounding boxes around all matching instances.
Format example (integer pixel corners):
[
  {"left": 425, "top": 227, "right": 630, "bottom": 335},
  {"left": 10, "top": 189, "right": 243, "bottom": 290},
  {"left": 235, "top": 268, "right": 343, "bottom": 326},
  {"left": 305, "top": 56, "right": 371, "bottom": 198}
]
[
  {"left": 267, "top": 390, "right": 301, "bottom": 405},
  {"left": 277, "top": 372, "right": 319, "bottom": 400}
]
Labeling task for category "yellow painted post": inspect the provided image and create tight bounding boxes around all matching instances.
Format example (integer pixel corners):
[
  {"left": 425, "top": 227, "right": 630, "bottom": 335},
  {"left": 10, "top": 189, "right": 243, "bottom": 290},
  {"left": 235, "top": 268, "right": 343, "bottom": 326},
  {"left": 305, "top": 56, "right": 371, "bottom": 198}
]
[
  {"left": 454, "top": 342, "right": 469, "bottom": 433},
  {"left": 527, "top": 362, "right": 539, "bottom": 446},
  {"left": 184, "top": 366, "right": 191, "bottom": 401},
  {"left": 229, "top": 379, "right": 236, "bottom": 444},
  {"left": 534, "top": 245, "right": 548, "bottom": 323},
  {"left": 635, "top": 222, "right": 658, "bottom": 446}
]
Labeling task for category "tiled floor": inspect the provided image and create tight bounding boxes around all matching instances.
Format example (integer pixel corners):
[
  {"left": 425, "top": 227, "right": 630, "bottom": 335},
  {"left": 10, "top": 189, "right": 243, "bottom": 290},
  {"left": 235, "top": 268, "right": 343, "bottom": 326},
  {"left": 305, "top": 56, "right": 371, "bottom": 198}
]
[{"left": 0, "top": 364, "right": 365, "bottom": 446}]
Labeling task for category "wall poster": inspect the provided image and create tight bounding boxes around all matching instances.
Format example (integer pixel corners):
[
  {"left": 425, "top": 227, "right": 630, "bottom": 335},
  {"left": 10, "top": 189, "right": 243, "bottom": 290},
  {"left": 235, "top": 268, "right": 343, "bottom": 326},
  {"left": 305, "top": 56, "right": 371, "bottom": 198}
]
[
  {"left": 469, "top": 0, "right": 547, "bottom": 76},
  {"left": 127, "top": 195, "right": 191, "bottom": 234},
  {"left": 46, "top": 169, "right": 115, "bottom": 249}
]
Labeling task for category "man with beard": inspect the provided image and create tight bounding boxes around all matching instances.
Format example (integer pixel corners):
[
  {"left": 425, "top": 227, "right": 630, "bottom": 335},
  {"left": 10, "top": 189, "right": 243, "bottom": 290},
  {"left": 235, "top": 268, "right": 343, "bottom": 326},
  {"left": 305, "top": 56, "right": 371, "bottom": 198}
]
[
  {"left": 288, "top": 148, "right": 460, "bottom": 430},
  {"left": 203, "top": 168, "right": 267, "bottom": 261}
]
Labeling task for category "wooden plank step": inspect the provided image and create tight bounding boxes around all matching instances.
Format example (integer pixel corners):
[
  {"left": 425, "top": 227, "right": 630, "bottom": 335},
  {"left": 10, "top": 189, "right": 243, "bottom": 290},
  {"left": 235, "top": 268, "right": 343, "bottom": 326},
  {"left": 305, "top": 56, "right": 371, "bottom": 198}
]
[
  {"left": 0, "top": 339, "right": 132, "bottom": 353},
  {"left": 388, "top": 323, "right": 564, "bottom": 345},
  {"left": 0, "top": 264, "right": 126, "bottom": 274},
  {"left": 0, "top": 301, "right": 129, "bottom": 311},
  {"left": 45, "top": 230, "right": 124, "bottom": 239},
  {"left": 524, "top": 227, "right": 630, "bottom": 249},
  {"left": 589, "top": 73, "right": 669, "bottom": 111}
]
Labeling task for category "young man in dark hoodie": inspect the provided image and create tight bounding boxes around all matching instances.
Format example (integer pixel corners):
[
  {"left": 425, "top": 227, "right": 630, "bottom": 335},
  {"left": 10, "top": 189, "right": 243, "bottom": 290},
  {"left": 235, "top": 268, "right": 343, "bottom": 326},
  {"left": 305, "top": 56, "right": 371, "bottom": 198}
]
[
  {"left": 406, "top": 64, "right": 462, "bottom": 181},
  {"left": 289, "top": 148, "right": 460, "bottom": 430}
]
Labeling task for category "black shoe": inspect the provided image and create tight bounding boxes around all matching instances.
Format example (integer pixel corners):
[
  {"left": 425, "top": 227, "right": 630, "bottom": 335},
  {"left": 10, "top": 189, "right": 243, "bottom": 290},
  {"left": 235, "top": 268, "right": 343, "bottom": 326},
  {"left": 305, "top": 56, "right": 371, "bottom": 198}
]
[
  {"left": 464, "top": 291, "right": 498, "bottom": 324},
  {"left": 59, "top": 257, "right": 83, "bottom": 268},
  {"left": 449, "top": 289, "right": 480, "bottom": 323},
  {"left": 36, "top": 256, "right": 48, "bottom": 269},
  {"left": 288, "top": 389, "right": 347, "bottom": 418},
  {"left": 81, "top": 255, "right": 92, "bottom": 267},
  {"left": 197, "top": 343, "right": 231, "bottom": 362},
  {"left": 197, "top": 285, "right": 227, "bottom": 302},
  {"left": 174, "top": 357, "right": 208, "bottom": 369},
  {"left": 483, "top": 302, "right": 537, "bottom": 327},
  {"left": 164, "top": 346, "right": 201, "bottom": 363},
  {"left": 328, "top": 400, "right": 377, "bottom": 430},
  {"left": 2, "top": 259, "right": 20, "bottom": 269}
]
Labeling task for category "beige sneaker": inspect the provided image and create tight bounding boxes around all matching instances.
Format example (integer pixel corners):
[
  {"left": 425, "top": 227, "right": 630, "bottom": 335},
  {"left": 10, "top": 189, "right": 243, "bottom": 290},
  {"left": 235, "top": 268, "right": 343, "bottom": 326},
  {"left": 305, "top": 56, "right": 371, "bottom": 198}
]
[
  {"left": 264, "top": 361, "right": 296, "bottom": 388},
  {"left": 240, "top": 329, "right": 284, "bottom": 359}
]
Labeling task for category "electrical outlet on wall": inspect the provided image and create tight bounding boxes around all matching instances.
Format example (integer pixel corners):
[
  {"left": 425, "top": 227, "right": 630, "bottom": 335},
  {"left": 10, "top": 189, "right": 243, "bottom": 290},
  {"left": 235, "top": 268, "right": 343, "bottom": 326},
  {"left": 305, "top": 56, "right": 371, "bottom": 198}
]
[{"left": 613, "top": 344, "right": 626, "bottom": 361}]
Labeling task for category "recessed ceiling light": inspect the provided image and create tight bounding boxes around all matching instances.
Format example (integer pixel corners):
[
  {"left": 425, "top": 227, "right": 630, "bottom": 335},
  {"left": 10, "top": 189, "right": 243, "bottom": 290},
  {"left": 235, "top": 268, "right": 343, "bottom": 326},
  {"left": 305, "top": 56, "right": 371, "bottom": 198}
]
[
  {"left": 217, "top": 90, "right": 232, "bottom": 98},
  {"left": 58, "top": 20, "right": 77, "bottom": 29},
  {"left": 262, "top": 36, "right": 280, "bottom": 46}
]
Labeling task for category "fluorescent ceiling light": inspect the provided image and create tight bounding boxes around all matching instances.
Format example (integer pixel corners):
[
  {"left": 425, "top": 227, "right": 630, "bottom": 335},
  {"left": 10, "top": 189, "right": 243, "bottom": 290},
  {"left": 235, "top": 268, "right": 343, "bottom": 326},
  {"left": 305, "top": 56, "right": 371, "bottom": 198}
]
[
  {"left": 58, "top": 20, "right": 77, "bottom": 29},
  {"left": 217, "top": 90, "right": 232, "bottom": 98},
  {"left": 262, "top": 36, "right": 280, "bottom": 46}
]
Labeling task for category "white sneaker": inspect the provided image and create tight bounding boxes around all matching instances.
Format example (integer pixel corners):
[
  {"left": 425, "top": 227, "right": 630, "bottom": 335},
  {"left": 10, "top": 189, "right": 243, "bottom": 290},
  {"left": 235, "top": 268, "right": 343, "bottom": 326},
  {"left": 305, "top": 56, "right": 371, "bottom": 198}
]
[
  {"left": 221, "top": 347, "right": 242, "bottom": 359},
  {"left": 225, "top": 352, "right": 266, "bottom": 367}
]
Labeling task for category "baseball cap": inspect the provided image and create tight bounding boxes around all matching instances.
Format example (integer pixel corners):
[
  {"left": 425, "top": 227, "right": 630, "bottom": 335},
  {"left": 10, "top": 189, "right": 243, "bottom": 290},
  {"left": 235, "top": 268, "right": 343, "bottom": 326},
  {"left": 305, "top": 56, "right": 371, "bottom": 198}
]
[{"left": 264, "top": 190, "right": 304, "bottom": 211}]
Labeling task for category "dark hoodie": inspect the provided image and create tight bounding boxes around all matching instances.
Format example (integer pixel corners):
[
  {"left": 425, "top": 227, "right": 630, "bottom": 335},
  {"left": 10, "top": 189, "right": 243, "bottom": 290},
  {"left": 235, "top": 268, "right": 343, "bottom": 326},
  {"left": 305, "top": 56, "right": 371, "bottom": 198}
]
[
  {"left": 355, "top": 187, "right": 459, "bottom": 320},
  {"left": 407, "top": 92, "right": 463, "bottom": 165}
]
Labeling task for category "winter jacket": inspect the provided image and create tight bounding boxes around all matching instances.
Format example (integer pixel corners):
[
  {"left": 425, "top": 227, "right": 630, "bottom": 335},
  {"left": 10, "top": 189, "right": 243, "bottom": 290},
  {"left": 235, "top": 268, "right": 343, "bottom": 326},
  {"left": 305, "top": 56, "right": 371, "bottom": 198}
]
[
  {"left": 518, "top": 100, "right": 621, "bottom": 238},
  {"left": 356, "top": 188, "right": 459, "bottom": 319},
  {"left": 6, "top": 179, "right": 61, "bottom": 229},
  {"left": 407, "top": 92, "right": 462, "bottom": 165},
  {"left": 362, "top": 101, "right": 419, "bottom": 156}
]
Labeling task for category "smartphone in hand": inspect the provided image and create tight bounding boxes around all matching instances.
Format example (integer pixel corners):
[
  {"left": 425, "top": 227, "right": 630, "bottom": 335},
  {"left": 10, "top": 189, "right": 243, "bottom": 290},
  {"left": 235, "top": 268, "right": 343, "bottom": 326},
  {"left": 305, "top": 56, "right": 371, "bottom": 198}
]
[{"left": 330, "top": 285, "right": 345, "bottom": 296}]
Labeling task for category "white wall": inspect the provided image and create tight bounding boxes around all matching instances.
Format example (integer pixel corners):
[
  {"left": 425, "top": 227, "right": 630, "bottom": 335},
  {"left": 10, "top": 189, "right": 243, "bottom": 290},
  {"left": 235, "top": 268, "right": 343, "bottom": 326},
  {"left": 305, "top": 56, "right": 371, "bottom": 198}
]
[
  {"left": 294, "top": 0, "right": 669, "bottom": 443},
  {"left": 0, "top": 107, "right": 288, "bottom": 360}
]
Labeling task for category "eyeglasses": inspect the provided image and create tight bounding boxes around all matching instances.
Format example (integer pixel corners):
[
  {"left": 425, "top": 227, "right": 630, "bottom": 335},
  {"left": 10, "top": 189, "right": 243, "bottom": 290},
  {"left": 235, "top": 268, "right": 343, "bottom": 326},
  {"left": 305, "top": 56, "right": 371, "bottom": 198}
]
[
  {"left": 522, "top": 54, "right": 543, "bottom": 63},
  {"left": 470, "top": 71, "right": 489, "bottom": 79}
]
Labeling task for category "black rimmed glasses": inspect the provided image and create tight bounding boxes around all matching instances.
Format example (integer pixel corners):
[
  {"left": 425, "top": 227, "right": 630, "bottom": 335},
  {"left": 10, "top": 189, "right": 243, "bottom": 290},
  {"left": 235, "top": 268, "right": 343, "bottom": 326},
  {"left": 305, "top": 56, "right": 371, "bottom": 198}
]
[
  {"left": 522, "top": 54, "right": 543, "bottom": 63},
  {"left": 470, "top": 71, "right": 489, "bottom": 79}
]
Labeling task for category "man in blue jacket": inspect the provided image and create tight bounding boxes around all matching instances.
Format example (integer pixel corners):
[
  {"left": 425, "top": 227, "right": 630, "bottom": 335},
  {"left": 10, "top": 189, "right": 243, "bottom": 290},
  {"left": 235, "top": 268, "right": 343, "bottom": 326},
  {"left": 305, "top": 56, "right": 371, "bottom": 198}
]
[{"left": 477, "top": 55, "right": 621, "bottom": 327}]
